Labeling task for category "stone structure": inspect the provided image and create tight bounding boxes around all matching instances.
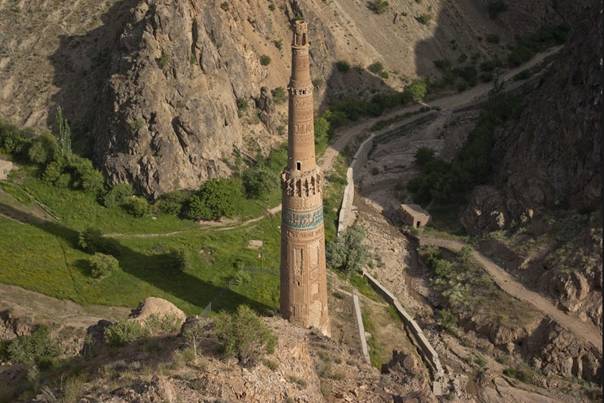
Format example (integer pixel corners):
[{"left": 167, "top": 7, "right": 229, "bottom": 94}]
[
  {"left": 400, "top": 203, "right": 431, "bottom": 229},
  {"left": 280, "top": 20, "right": 330, "bottom": 336}
]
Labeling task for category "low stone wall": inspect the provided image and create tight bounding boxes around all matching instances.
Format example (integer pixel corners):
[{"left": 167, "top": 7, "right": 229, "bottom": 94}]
[
  {"left": 336, "top": 132, "right": 377, "bottom": 236},
  {"left": 352, "top": 293, "right": 371, "bottom": 363},
  {"left": 336, "top": 167, "right": 355, "bottom": 236},
  {"left": 363, "top": 270, "right": 447, "bottom": 395}
]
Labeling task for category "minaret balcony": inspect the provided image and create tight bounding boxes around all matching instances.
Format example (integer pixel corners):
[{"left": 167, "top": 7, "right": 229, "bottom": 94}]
[{"left": 281, "top": 168, "right": 323, "bottom": 197}]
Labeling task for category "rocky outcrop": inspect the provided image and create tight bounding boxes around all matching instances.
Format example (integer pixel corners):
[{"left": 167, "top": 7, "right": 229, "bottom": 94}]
[
  {"left": 1, "top": 0, "right": 561, "bottom": 196},
  {"left": 462, "top": 0, "right": 601, "bottom": 230},
  {"left": 128, "top": 296, "right": 187, "bottom": 329},
  {"left": 524, "top": 320, "right": 601, "bottom": 382}
]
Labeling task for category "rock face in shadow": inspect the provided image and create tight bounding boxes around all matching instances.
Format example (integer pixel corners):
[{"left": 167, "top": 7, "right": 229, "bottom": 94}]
[{"left": 462, "top": 0, "right": 601, "bottom": 227}]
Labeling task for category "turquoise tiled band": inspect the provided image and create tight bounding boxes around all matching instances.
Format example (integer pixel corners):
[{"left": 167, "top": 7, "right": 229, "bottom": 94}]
[{"left": 283, "top": 206, "right": 324, "bottom": 230}]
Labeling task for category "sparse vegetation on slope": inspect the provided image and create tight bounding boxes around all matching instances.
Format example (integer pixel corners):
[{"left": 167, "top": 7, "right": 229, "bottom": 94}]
[{"left": 408, "top": 95, "right": 521, "bottom": 204}]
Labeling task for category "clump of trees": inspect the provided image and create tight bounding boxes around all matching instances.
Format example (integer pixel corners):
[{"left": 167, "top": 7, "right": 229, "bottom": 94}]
[
  {"left": 327, "top": 225, "right": 369, "bottom": 274},
  {"left": 183, "top": 178, "right": 242, "bottom": 220},
  {"left": 0, "top": 326, "right": 60, "bottom": 369},
  {"left": 408, "top": 95, "right": 521, "bottom": 204}
]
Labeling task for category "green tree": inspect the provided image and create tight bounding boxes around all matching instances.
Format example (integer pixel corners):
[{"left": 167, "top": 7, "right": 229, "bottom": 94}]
[
  {"left": 242, "top": 165, "right": 278, "bottom": 199},
  {"left": 65, "top": 156, "right": 104, "bottom": 193},
  {"left": 41, "top": 160, "right": 64, "bottom": 184},
  {"left": 27, "top": 133, "right": 58, "bottom": 165},
  {"left": 123, "top": 196, "right": 150, "bottom": 217},
  {"left": 55, "top": 106, "right": 72, "bottom": 156},
  {"left": 326, "top": 225, "right": 369, "bottom": 274},
  {"left": 405, "top": 80, "right": 428, "bottom": 102},
  {"left": 88, "top": 253, "right": 120, "bottom": 279},
  {"left": 184, "top": 178, "right": 242, "bottom": 220},
  {"left": 259, "top": 55, "right": 271, "bottom": 66},
  {"left": 335, "top": 61, "right": 351, "bottom": 72},
  {"left": 314, "top": 115, "right": 331, "bottom": 148},
  {"left": 101, "top": 183, "right": 133, "bottom": 208},
  {"left": 214, "top": 305, "right": 276, "bottom": 367},
  {"left": 154, "top": 190, "right": 189, "bottom": 215}
]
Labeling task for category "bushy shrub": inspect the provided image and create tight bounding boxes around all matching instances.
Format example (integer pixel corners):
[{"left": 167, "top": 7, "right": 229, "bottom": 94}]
[
  {"left": 367, "top": 0, "right": 389, "bottom": 14},
  {"left": 104, "top": 320, "right": 148, "bottom": 347},
  {"left": 184, "top": 178, "right": 242, "bottom": 220},
  {"left": 168, "top": 247, "right": 190, "bottom": 272},
  {"left": 0, "top": 120, "right": 32, "bottom": 158},
  {"left": 415, "top": 14, "right": 432, "bottom": 25},
  {"left": 41, "top": 160, "right": 64, "bottom": 184},
  {"left": 101, "top": 183, "right": 133, "bottom": 208},
  {"left": 259, "top": 55, "right": 271, "bottom": 66},
  {"left": 154, "top": 190, "right": 189, "bottom": 215},
  {"left": 78, "top": 227, "right": 101, "bottom": 253},
  {"left": 404, "top": 80, "right": 428, "bottom": 102},
  {"left": 27, "top": 134, "right": 58, "bottom": 165},
  {"left": 242, "top": 164, "right": 278, "bottom": 199},
  {"left": 5, "top": 326, "right": 60, "bottom": 368},
  {"left": 64, "top": 156, "right": 104, "bottom": 194},
  {"left": 144, "top": 314, "right": 182, "bottom": 336},
  {"left": 55, "top": 173, "right": 72, "bottom": 188},
  {"left": 123, "top": 196, "right": 150, "bottom": 217},
  {"left": 326, "top": 225, "right": 369, "bottom": 273},
  {"left": 214, "top": 305, "right": 276, "bottom": 367},
  {"left": 336, "top": 61, "right": 350, "bottom": 72},
  {"left": 368, "top": 62, "right": 384, "bottom": 74},
  {"left": 271, "top": 87, "right": 287, "bottom": 104},
  {"left": 88, "top": 253, "right": 120, "bottom": 279},
  {"left": 314, "top": 115, "right": 332, "bottom": 149}
]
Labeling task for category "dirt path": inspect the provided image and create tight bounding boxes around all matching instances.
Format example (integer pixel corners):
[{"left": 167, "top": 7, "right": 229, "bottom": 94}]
[
  {"left": 419, "top": 236, "right": 602, "bottom": 353},
  {"left": 0, "top": 283, "right": 129, "bottom": 329}
]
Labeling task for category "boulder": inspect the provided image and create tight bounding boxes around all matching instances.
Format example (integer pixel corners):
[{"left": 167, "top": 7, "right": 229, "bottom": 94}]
[{"left": 129, "top": 297, "right": 186, "bottom": 328}]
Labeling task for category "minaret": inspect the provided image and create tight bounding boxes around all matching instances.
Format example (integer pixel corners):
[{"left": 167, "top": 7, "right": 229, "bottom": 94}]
[{"left": 280, "top": 20, "right": 330, "bottom": 336}]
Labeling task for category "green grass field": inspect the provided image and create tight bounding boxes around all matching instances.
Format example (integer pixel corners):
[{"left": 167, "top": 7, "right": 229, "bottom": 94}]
[{"left": 0, "top": 151, "right": 347, "bottom": 315}]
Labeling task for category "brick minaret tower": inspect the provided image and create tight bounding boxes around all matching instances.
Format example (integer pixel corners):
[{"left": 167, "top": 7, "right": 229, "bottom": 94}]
[{"left": 280, "top": 20, "right": 330, "bottom": 336}]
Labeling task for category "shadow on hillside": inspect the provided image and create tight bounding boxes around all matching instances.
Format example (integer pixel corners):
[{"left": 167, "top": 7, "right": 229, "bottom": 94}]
[
  {"left": 47, "top": 0, "right": 139, "bottom": 157},
  {"left": 0, "top": 202, "right": 270, "bottom": 314}
]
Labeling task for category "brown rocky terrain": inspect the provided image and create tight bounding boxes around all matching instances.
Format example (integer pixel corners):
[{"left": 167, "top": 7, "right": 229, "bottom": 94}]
[
  {"left": 0, "top": 296, "right": 431, "bottom": 402},
  {"left": 458, "top": 0, "right": 602, "bottom": 355},
  {"left": 0, "top": 0, "right": 561, "bottom": 196}
]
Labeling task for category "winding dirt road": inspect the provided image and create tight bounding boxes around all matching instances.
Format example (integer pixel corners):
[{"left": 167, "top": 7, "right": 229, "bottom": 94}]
[{"left": 419, "top": 236, "right": 602, "bottom": 353}]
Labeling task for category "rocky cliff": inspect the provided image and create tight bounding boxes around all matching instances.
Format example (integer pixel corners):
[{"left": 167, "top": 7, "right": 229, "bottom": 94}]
[
  {"left": 0, "top": 0, "right": 559, "bottom": 196},
  {"left": 462, "top": 0, "right": 601, "bottom": 229},
  {"left": 460, "top": 0, "right": 602, "bottom": 353}
]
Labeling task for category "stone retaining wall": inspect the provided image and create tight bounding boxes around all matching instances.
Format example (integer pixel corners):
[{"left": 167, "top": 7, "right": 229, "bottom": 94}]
[
  {"left": 363, "top": 270, "right": 447, "bottom": 395},
  {"left": 352, "top": 292, "right": 371, "bottom": 363},
  {"left": 336, "top": 132, "right": 377, "bottom": 236}
]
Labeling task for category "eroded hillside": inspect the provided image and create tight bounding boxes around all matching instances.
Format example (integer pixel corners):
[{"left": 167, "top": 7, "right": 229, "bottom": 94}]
[{"left": 0, "top": 0, "right": 560, "bottom": 195}]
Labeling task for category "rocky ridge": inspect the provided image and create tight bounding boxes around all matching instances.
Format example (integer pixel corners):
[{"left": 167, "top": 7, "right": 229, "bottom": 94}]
[{"left": 0, "top": 0, "right": 561, "bottom": 195}]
